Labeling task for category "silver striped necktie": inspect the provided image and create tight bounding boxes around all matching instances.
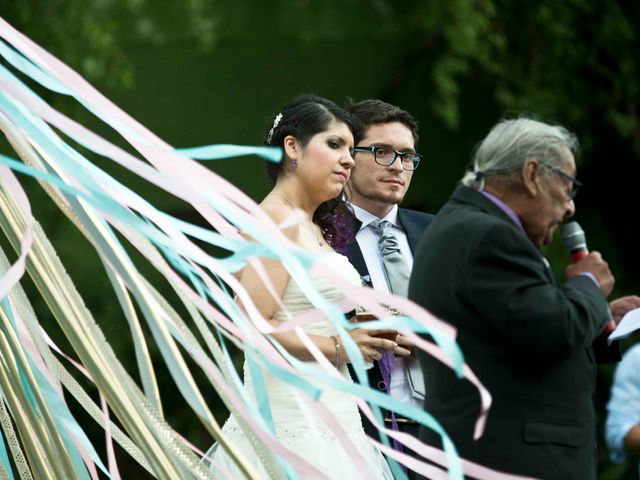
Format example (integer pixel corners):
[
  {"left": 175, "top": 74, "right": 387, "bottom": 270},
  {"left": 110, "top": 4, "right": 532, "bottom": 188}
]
[{"left": 370, "top": 220, "right": 411, "bottom": 296}]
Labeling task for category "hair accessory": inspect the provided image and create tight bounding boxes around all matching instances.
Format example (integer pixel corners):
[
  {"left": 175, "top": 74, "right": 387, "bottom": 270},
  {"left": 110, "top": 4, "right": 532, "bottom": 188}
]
[{"left": 266, "top": 112, "right": 283, "bottom": 144}]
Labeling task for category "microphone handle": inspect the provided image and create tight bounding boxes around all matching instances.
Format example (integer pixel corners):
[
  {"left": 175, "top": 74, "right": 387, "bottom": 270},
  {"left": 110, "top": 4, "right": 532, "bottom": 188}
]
[
  {"left": 570, "top": 249, "right": 589, "bottom": 263},
  {"left": 603, "top": 319, "right": 616, "bottom": 333}
]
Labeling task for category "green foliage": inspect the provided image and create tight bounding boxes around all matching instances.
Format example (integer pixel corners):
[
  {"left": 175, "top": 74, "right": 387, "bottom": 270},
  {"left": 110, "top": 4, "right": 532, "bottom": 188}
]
[
  {"left": 0, "top": 0, "right": 221, "bottom": 88},
  {"left": 4, "top": 0, "right": 638, "bottom": 152},
  {"left": 1, "top": 0, "right": 136, "bottom": 87}
]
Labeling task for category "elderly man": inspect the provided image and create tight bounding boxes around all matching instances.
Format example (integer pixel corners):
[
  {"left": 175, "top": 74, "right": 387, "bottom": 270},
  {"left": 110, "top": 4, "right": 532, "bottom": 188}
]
[{"left": 408, "top": 117, "right": 640, "bottom": 479}]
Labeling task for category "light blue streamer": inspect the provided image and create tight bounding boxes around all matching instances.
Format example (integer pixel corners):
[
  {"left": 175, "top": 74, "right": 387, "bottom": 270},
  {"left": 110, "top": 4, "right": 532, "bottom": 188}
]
[
  {"left": 245, "top": 356, "right": 275, "bottom": 429},
  {"left": 1, "top": 299, "right": 40, "bottom": 416},
  {"left": 0, "top": 52, "right": 469, "bottom": 478},
  {"left": 0, "top": 40, "right": 70, "bottom": 96},
  {"left": 0, "top": 299, "right": 108, "bottom": 478},
  {"left": 0, "top": 39, "right": 282, "bottom": 164},
  {"left": 271, "top": 338, "right": 463, "bottom": 480},
  {"left": 0, "top": 87, "right": 294, "bottom": 275},
  {"left": 0, "top": 75, "right": 315, "bottom": 286},
  {"left": 0, "top": 141, "right": 462, "bottom": 476},
  {"left": 31, "top": 366, "right": 104, "bottom": 480},
  {"left": 0, "top": 428, "right": 15, "bottom": 480},
  {"left": 346, "top": 314, "right": 464, "bottom": 377},
  {"left": 0, "top": 39, "right": 155, "bottom": 147},
  {"left": 0, "top": 102, "right": 297, "bottom": 396},
  {"left": 0, "top": 148, "right": 217, "bottom": 430},
  {"left": 177, "top": 144, "right": 282, "bottom": 163},
  {"left": 0, "top": 90, "right": 242, "bottom": 255}
]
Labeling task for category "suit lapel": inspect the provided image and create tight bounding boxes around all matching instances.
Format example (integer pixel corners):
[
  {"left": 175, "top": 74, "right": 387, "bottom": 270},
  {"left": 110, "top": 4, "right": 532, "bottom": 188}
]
[
  {"left": 345, "top": 215, "right": 369, "bottom": 278},
  {"left": 454, "top": 187, "right": 558, "bottom": 285},
  {"left": 397, "top": 209, "right": 422, "bottom": 253},
  {"left": 346, "top": 241, "right": 368, "bottom": 278},
  {"left": 540, "top": 256, "right": 557, "bottom": 285}
]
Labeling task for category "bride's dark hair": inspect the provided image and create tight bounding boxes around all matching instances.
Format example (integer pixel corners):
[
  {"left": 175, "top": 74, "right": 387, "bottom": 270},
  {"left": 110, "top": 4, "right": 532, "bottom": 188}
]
[{"left": 265, "top": 94, "right": 355, "bottom": 253}]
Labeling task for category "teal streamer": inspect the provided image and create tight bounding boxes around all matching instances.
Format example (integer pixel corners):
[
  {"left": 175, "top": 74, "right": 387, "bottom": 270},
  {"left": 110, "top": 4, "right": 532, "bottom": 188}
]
[
  {"left": 344, "top": 314, "right": 464, "bottom": 377},
  {"left": 0, "top": 299, "right": 39, "bottom": 414},
  {"left": 0, "top": 110, "right": 304, "bottom": 436},
  {"left": 0, "top": 40, "right": 282, "bottom": 164},
  {"left": 177, "top": 144, "right": 282, "bottom": 163},
  {"left": 271, "top": 338, "right": 463, "bottom": 480},
  {"left": 245, "top": 356, "right": 275, "bottom": 431},
  {"left": 0, "top": 46, "right": 470, "bottom": 478},
  {"left": 0, "top": 88, "right": 297, "bottom": 273},
  {"left": 0, "top": 116, "right": 462, "bottom": 478},
  {"left": 0, "top": 40, "right": 69, "bottom": 96},
  {"left": 0, "top": 148, "right": 216, "bottom": 433},
  {"left": 0, "top": 427, "right": 15, "bottom": 480},
  {"left": 0, "top": 297, "right": 108, "bottom": 478},
  {"left": 31, "top": 366, "right": 105, "bottom": 480}
]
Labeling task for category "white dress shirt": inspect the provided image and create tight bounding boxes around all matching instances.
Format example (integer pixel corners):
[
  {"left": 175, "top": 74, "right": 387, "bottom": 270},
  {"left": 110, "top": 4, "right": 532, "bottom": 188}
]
[{"left": 351, "top": 204, "right": 420, "bottom": 407}]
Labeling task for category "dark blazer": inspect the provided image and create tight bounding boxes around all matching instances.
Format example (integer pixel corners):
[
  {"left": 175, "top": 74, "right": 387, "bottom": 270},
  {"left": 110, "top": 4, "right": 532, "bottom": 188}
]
[
  {"left": 408, "top": 186, "right": 611, "bottom": 479},
  {"left": 345, "top": 207, "right": 434, "bottom": 436}
]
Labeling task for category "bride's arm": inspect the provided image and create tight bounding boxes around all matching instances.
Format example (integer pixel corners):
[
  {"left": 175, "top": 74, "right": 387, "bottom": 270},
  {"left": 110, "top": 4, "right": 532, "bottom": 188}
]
[{"left": 237, "top": 204, "right": 397, "bottom": 364}]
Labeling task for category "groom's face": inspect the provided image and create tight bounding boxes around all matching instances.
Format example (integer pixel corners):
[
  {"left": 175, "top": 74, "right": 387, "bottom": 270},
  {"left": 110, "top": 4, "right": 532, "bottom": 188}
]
[{"left": 347, "top": 122, "right": 415, "bottom": 217}]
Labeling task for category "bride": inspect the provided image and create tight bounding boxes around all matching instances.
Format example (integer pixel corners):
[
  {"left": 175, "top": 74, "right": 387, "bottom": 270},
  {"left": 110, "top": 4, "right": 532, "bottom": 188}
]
[{"left": 207, "top": 95, "right": 404, "bottom": 479}]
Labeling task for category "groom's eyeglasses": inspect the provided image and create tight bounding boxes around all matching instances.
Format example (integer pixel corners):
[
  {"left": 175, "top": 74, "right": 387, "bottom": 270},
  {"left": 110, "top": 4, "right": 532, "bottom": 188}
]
[{"left": 352, "top": 145, "right": 422, "bottom": 171}]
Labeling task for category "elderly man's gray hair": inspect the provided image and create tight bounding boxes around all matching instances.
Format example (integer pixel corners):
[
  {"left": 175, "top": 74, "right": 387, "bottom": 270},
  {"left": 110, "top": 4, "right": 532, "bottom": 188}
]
[{"left": 461, "top": 117, "right": 579, "bottom": 190}]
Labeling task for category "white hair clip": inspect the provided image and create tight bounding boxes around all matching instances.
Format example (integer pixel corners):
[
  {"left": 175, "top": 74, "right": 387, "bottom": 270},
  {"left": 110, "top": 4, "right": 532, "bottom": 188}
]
[{"left": 266, "top": 113, "right": 283, "bottom": 144}]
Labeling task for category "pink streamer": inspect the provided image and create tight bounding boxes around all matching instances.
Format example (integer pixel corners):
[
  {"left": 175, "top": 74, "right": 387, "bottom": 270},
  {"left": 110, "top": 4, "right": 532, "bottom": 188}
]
[
  {"left": 0, "top": 16, "right": 503, "bottom": 478},
  {"left": 0, "top": 166, "right": 34, "bottom": 300}
]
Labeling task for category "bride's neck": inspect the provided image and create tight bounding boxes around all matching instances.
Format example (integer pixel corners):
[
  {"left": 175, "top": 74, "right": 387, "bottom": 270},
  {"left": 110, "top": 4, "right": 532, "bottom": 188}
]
[{"left": 268, "top": 179, "right": 319, "bottom": 218}]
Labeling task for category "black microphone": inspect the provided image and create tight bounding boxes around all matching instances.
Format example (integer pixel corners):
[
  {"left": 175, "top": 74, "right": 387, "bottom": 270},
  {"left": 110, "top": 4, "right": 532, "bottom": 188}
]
[{"left": 561, "top": 221, "right": 615, "bottom": 333}]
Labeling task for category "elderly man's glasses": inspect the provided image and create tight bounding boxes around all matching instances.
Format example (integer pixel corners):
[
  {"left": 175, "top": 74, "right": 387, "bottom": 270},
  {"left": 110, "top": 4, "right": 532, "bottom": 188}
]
[
  {"left": 551, "top": 168, "right": 582, "bottom": 200},
  {"left": 352, "top": 145, "right": 422, "bottom": 171}
]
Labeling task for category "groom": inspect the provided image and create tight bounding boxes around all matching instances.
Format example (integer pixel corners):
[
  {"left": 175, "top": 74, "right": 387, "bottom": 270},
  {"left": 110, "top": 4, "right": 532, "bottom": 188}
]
[{"left": 344, "top": 99, "right": 433, "bottom": 474}]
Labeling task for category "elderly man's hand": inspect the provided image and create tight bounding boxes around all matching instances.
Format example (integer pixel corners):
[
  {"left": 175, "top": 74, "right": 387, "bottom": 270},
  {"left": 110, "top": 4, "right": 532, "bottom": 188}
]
[
  {"left": 565, "top": 251, "right": 614, "bottom": 296},
  {"left": 610, "top": 295, "right": 640, "bottom": 324}
]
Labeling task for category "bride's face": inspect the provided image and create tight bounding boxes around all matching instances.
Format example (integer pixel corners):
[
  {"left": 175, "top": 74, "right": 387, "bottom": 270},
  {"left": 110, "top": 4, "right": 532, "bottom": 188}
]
[{"left": 296, "top": 120, "right": 354, "bottom": 202}]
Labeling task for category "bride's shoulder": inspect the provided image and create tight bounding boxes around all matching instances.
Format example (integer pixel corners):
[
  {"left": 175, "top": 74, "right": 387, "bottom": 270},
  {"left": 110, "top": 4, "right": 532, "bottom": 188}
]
[
  {"left": 260, "top": 201, "right": 289, "bottom": 219},
  {"left": 259, "top": 202, "right": 301, "bottom": 241}
]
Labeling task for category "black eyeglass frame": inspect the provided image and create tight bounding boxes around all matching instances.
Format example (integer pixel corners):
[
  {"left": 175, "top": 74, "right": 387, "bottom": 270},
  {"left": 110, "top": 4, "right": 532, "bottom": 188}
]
[
  {"left": 352, "top": 145, "right": 422, "bottom": 171},
  {"left": 550, "top": 167, "right": 582, "bottom": 200}
]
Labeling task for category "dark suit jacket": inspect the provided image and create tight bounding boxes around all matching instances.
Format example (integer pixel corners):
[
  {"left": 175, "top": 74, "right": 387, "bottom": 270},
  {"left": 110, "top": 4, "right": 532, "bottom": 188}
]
[
  {"left": 345, "top": 207, "right": 434, "bottom": 436},
  {"left": 408, "top": 186, "right": 611, "bottom": 479}
]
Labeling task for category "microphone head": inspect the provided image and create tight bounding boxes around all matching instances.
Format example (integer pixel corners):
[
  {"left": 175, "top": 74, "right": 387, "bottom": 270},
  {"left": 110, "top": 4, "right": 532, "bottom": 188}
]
[{"left": 561, "top": 221, "right": 587, "bottom": 253}]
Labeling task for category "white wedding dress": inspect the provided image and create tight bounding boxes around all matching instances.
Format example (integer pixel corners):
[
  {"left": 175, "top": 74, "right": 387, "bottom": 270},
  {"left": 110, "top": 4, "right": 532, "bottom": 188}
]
[{"left": 206, "top": 253, "right": 393, "bottom": 479}]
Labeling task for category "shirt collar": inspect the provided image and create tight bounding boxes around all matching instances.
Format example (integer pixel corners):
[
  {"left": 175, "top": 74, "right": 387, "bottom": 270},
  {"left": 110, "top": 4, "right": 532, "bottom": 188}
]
[
  {"left": 480, "top": 190, "right": 524, "bottom": 232},
  {"left": 350, "top": 203, "right": 400, "bottom": 230}
]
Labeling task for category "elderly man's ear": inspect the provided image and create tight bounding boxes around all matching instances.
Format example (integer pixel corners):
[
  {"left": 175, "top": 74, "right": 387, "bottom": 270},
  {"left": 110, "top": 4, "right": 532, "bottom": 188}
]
[{"left": 522, "top": 158, "right": 542, "bottom": 197}]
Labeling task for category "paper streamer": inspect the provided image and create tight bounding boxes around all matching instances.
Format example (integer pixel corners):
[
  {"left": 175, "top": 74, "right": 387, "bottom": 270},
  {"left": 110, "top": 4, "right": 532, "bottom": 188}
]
[{"left": 0, "top": 16, "right": 531, "bottom": 480}]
